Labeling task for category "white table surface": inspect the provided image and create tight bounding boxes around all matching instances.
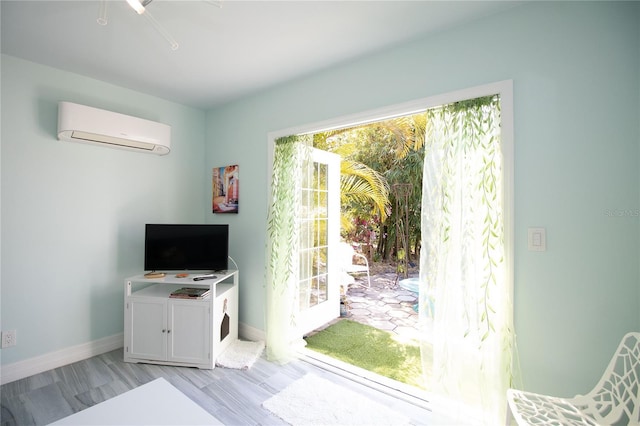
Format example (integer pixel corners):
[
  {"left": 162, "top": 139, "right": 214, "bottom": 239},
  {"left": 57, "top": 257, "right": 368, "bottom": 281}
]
[{"left": 50, "top": 378, "right": 223, "bottom": 425}]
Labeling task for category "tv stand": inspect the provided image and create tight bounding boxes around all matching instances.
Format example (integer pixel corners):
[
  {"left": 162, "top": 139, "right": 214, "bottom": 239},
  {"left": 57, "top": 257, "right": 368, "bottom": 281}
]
[{"left": 123, "top": 270, "right": 238, "bottom": 369}]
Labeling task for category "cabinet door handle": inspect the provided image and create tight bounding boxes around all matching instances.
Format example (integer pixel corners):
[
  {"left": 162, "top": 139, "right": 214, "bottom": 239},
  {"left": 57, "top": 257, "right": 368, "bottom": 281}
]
[
  {"left": 162, "top": 329, "right": 166, "bottom": 333},
  {"left": 167, "top": 330, "right": 171, "bottom": 334}
]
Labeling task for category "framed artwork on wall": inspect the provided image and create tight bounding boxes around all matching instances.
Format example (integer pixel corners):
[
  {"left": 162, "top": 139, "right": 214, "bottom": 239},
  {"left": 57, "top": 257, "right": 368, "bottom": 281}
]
[{"left": 212, "top": 165, "right": 239, "bottom": 213}]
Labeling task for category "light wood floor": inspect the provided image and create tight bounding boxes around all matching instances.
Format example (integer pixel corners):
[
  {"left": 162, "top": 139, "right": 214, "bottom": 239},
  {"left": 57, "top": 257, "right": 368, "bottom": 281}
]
[{"left": 1, "top": 348, "right": 434, "bottom": 425}]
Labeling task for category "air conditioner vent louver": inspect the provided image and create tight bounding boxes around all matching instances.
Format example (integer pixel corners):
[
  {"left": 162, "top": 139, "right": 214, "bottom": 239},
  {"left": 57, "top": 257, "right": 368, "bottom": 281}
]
[{"left": 57, "top": 102, "right": 171, "bottom": 155}]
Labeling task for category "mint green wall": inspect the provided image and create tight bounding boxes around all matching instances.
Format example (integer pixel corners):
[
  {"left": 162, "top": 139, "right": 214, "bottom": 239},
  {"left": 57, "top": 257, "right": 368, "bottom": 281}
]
[
  {"left": 206, "top": 1, "right": 640, "bottom": 396},
  {"left": 0, "top": 55, "right": 206, "bottom": 365},
  {"left": 1, "top": 0, "right": 638, "bottom": 399}
]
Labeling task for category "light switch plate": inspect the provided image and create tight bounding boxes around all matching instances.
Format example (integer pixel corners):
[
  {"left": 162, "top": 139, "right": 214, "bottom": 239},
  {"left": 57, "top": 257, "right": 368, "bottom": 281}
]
[{"left": 528, "top": 227, "right": 546, "bottom": 251}]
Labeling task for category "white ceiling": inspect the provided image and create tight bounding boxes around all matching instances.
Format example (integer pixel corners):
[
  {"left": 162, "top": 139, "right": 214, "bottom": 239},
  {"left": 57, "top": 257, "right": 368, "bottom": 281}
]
[{"left": 1, "top": 0, "right": 525, "bottom": 109}]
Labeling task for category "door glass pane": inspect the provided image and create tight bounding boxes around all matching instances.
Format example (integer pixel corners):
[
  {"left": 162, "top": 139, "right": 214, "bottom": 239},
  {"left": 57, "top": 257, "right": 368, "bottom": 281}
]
[
  {"left": 299, "top": 158, "right": 330, "bottom": 310},
  {"left": 317, "top": 192, "right": 327, "bottom": 218},
  {"left": 316, "top": 218, "right": 327, "bottom": 246},
  {"left": 317, "top": 246, "right": 328, "bottom": 276},
  {"left": 301, "top": 189, "right": 312, "bottom": 215},
  {"left": 299, "top": 247, "right": 311, "bottom": 284},
  {"left": 317, "top": 274, "right": 327, "bottom": 303},
  {"left": 300, "top": 219, "right": 312, "bottom": 250},
  {"left": 299, "top": 278, "right": 310, "bottom": 310}
]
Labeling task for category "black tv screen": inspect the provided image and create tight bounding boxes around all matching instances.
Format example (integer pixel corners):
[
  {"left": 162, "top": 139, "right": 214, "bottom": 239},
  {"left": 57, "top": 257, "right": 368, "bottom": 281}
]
[{"left": 144, "top": 224, "right": 229, "bottom": 272}]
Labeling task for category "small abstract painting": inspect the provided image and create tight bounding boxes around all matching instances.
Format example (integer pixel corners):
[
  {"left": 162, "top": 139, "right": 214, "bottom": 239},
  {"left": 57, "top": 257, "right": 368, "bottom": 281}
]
[{"left": 212, "top": 165, "right": 239, "bottom": 213}]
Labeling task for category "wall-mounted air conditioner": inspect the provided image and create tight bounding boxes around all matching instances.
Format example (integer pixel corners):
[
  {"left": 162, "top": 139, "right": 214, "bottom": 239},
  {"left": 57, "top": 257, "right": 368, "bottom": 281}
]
[{"left": 57, "top": 102, "right": 171, "bottom": 155}]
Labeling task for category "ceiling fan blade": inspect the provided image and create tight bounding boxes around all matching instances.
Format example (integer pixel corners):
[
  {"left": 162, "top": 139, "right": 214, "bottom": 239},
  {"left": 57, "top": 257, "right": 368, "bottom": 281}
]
[
  {"left": 97, "top": 0, "right": 108, "bottom": 25},
  {"left": 143, "top": 10, "right": 179, "bottom": 51}
]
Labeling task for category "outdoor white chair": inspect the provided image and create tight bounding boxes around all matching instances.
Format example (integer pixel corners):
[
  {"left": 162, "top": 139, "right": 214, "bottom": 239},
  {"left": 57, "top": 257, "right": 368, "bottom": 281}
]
[
  {"left": 507, "top": 332, "right": 640, "bottom": 425},
  {"left": 338, "top": 242, "right": 371, "bottom": 288}
]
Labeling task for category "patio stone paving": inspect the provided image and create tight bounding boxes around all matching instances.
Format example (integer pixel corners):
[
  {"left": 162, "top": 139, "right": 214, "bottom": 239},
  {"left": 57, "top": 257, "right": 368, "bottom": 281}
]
[{"left": 344, "top": 272, "right": 421, "bottom": 341}]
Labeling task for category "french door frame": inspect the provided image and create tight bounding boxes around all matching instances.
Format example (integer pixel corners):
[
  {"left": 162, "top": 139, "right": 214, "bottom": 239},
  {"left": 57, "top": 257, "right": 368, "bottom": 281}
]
[
  {"left": 294, "top": 148, "right": 341, "bottom": 336},
  {"left": 267, "top": 79, "right": 514, "bottom": 357}
]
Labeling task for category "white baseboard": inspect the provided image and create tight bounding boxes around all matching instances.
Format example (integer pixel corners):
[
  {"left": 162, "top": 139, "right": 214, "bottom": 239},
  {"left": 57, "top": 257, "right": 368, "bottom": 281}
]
[
  {"left": 238, "top": 322, "right": 265, "bottom": 342},
  {"left": 1, "top": 322, "right": 266, "bottom": 385},
  {"left": 0, "top": 333, "right": 124, "bottom": 385}
]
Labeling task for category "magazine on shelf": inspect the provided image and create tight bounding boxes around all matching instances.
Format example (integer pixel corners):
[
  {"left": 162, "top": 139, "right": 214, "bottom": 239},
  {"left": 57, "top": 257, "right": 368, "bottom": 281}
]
[{"left": 170, "top": 287, "right": 211, "bottom": 299}]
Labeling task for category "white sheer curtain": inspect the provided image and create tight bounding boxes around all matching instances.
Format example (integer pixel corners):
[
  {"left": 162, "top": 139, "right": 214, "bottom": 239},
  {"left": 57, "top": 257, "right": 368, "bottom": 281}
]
[
  {"left": 265, "top": 135, "right": 311, "bottom": 363},
  {"left": 419, "top": 96, "right": 514, "bottom": 424}
]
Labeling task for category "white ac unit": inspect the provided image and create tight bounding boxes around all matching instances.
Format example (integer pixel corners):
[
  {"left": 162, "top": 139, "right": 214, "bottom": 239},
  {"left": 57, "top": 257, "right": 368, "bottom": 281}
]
[{"left": 57, "top": 102, "right": 171, "bottom": 155}]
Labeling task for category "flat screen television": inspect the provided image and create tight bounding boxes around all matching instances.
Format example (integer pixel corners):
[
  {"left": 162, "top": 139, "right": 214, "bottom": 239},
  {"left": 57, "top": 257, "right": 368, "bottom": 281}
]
[{"left": 144, "top": 224, "right": 229, "bottom": 272}]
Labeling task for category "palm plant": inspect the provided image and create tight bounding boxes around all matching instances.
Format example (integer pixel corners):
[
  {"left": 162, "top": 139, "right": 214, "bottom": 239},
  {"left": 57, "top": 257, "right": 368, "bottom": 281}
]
[
  {"left": 313, "top": 133, "right": 390, "bottom": 236},
  {"left": 313, "top": 114, "right": 426, "bottom": 261}
]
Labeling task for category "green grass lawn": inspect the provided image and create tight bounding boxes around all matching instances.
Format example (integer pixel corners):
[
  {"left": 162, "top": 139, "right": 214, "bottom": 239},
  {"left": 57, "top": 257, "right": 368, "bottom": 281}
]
[{"left": 304, "top": 319, "right": 427, "bottom": 389}]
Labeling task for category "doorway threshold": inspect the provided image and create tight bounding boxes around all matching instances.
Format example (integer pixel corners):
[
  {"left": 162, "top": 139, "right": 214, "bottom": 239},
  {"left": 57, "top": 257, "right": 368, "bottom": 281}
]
[{"left": 298, "top": 347, "right": 432, "bottom": 411}]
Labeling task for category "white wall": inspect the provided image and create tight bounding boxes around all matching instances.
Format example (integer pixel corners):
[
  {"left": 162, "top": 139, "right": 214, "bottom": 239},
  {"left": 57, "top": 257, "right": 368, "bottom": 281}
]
[
  {"left": 206, "top": 1, "right": 640, "bottom": 397},
  {"left": 0, "top": 55, "right": 206, "bottom": 366}
]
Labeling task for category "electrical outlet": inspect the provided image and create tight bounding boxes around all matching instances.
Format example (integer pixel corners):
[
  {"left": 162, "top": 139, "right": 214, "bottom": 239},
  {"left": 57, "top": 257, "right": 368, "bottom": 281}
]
[{"left": 1, "top": 330, "right": 17, "bottom": 348}]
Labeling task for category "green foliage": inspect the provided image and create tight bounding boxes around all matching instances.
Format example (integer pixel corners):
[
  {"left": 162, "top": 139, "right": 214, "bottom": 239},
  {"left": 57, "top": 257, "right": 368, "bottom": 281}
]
[
  {"left": 315, "top": 114, "right": 426, "bottom": 261},
  {"left": 267, "top": 136, "right": 297, "bottom": 286},
  {"left": 267, "top": 135, "right": 311, "bottom": 294},
  {"left": 340, "top": 159, "right": 390, "bottom": 224},
  {"left": 395, "top": 248, "right": 406, "bottom": 273}
]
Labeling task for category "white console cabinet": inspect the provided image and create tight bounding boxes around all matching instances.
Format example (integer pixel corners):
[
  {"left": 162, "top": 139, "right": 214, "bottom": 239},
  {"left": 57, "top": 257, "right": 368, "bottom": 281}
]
[{"left": 124, "top": 270, "right": 238, "bottom": 369}]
